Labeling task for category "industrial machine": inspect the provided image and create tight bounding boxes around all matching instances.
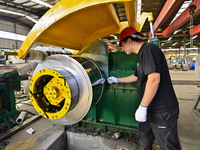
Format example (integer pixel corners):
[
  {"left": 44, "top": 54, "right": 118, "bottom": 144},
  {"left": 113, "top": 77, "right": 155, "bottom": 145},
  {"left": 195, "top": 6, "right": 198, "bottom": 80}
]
[
  {"left": 7, "top": 0, "right": 156, "bottom": 131},
  {"left": 27, "top": 40, "right": 138, "bottom": 130},
  {"left": 0, "top": 67, "right": 20, "bottom": 132}
]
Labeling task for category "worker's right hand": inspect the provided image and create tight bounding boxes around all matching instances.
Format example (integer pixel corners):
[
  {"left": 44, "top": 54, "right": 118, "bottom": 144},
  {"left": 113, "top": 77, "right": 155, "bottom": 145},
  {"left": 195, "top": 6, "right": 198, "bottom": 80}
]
[
  {"left": 107, "top": 76, "right": 119, "bottom": 84},
  {"left": 135, "top": 105, "right": 148, "bottom": 122}
]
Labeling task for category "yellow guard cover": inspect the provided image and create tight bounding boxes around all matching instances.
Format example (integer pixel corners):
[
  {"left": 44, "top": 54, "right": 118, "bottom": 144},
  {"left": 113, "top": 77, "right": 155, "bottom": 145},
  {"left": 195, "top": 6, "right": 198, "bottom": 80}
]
[{"left": 17, "top": 0, "right": 138, "bottom": 58}]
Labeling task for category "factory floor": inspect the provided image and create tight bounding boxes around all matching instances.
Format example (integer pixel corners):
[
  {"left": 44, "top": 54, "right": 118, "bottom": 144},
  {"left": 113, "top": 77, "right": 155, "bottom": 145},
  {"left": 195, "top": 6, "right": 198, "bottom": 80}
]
[
  {"left": 170, "top": 70, "right": 200, "bottom": 150},
  {"left": 1, "top": 70, "right": 200, "bottom": 150}
]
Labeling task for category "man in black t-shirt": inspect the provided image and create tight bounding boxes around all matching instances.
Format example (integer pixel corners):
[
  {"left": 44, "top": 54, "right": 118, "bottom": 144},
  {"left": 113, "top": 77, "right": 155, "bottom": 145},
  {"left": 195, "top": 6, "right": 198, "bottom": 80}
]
[{"left": 107, "top": 27, "right": 181, "bottom": 150}]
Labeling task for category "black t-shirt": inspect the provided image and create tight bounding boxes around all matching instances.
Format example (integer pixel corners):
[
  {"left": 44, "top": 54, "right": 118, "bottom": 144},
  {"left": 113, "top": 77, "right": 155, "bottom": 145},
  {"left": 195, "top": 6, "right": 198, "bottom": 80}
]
[{"left": 134, "top": 43, "right": 179, "bottom": 113}]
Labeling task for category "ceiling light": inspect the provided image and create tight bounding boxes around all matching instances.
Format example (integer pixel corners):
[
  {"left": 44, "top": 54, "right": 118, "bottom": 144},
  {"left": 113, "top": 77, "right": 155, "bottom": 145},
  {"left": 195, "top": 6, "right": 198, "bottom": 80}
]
[
  {"left": 171, "top": 0, "right": 192, "bottom": 24},
  {"left": 186, "top": 42, "right": 191, "bottom": 45},
  {"left": 0, "top": 8, "right": 37, "bottom": 23},
  {"left": 32, "top": 0, "right": 53, "bottom": 8},
  {"left": 0, "top": 31, "right": 26, "bottom": 41},
  {"left": 137, "top": 0, "right": 142, "bottom": 21},
  {"left": 25, "top": 16, "right": 37, "bottom": 23},
  {"left": 172, "top": 42, "right": 178, "bottom": 46},
  {"left": 173, "top": 29, "right": 182, "bottom": 34},
  {"left": 188, "top": 25, "right": 195, "bottom": 29},
  {"left": 168, "top": 37, "right": 172, "bottom": 41},
  {"left": 191, "top": 35, "right": 198, "bottom": 39},
  {"left": 0, "top": 9, "right": 24, "bottom": 16}
]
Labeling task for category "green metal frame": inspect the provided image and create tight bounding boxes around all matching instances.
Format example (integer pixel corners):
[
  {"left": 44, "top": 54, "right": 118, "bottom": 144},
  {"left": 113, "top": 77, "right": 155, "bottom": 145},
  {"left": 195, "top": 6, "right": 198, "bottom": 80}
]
[
  {"left": 0, "top": 71, "right": 20, "bottom": 123},
  {"left": 82, "top": 52, "right": 139, "bottom": 131}
]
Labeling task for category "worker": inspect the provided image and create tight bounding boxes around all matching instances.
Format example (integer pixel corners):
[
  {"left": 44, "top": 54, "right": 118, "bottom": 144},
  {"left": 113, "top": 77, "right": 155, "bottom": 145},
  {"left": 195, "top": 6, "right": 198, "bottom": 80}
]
[{"left": 107, "top": 27, "right": 181, "bottom": 150}]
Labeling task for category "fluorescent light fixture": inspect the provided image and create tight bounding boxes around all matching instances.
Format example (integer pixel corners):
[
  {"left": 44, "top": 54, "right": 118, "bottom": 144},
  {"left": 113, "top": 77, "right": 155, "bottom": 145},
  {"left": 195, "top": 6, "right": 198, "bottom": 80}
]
[
  {"left": 173, "top": 29, "right": 182, "bottom": 34},
  {"left": 137, "top": 0, "right": 142, "bottom": 21},
  {"left": 117, "top": 42, "right": 119, "bottom": 45},
  {"left": 32, "top": 0, "right": 53, "bottom": 8},
  {"left": 0, "top": 9, "right": 24, "bottom": 16},
  {"left": 189, "top": 53, "right": 198, "bottom": 56},
  {"left": 188, "top": 25, "right": 195, "bottom": 29},
  {"left": 168, "top": 37, "right": 172, "bottom": 41},
  {"left": 171, "top": 0, "right": 192, "bottom": 24},
  {"left": 191, "top": 35, "right": 198, "bottom": 40},
  {"left": 25, "top": 16, "right": 37, "bottom": 23},
  {"left": 172, "top": 42, "right": 178, "bottom": 46},
  {"left": 0, "top": 30, "right": 26, "bottom": 41},
  {"left": 0, "top": 8, "right": 37, "bottom": 23},
  {"left": 173, "top": 30, "right": 179, "bottom": 34},
  {"left": 162, "top": 47, "right": 198, "bottom": 51},
  {"left": 186, "top": 42, "right": 191, "bottom": 45}
]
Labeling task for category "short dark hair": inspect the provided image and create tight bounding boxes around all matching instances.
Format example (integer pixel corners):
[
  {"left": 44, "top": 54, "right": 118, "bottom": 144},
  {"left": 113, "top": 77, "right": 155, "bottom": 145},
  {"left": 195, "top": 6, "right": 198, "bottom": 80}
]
[{"left": 122, "top": 35, "right": 143, "bottom": 44}]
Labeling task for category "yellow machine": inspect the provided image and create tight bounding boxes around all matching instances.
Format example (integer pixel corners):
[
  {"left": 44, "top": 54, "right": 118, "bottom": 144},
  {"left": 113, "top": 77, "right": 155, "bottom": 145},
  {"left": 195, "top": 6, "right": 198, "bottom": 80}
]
[{"left": 13, "top": 0, "right": 154, "bottom": 127}]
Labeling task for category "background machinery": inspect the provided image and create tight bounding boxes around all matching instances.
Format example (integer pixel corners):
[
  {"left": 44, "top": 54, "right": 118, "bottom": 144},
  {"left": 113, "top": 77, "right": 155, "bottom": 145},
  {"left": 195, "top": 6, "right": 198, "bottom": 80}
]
[{"left": 0, "top": 67, "right": 20, "bottom": 133}]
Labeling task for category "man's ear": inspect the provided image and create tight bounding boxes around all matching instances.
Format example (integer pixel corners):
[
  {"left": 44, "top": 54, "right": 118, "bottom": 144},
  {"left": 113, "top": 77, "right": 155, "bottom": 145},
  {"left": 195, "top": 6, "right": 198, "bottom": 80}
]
[{"left": 127, "top": 38, "right": 132, "bottom": 43}]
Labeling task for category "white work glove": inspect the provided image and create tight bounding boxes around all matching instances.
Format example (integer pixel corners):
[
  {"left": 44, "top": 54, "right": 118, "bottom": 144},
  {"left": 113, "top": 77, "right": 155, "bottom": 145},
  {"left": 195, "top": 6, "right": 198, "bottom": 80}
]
[
  {"left": 107, "top": 76, "right": 119, "bottom": 84},
  {"left": 135, "top": 105, "right": 148, "bottom": 122},
  {"left": 93, "top": 78, "right": 105, "bottom": 86}
]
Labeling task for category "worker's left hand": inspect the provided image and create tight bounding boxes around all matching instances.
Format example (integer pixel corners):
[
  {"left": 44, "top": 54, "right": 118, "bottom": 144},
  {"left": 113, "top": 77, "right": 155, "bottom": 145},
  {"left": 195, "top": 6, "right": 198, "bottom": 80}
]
[
  {"left": 93, "top": 78, "right": 105, "bottom": 86},
  {"left": 135, "top": 105, "right": 147, "bottom": 122},
  {"left": 107, "top": 76, "right": 118, "bottom": 84}
]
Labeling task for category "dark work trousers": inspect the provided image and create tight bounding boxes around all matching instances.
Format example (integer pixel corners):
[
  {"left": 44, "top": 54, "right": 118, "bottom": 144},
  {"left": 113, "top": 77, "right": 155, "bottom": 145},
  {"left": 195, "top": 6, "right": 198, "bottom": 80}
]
[{"left": 139, "top": 108, "right": 181, "bottom": 150}]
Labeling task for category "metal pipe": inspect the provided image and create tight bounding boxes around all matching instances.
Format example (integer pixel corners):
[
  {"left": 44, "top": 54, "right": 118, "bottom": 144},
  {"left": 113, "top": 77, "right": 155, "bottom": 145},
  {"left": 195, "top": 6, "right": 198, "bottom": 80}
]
[
  {"left": 16, "top": 111, "right": 27, "bottom": 124},
  {"left": 150, "top": 21, "right": 154, "bottom": 38},
  {"left": 1, "top": 51, "right": 18, "bottom": 56}
]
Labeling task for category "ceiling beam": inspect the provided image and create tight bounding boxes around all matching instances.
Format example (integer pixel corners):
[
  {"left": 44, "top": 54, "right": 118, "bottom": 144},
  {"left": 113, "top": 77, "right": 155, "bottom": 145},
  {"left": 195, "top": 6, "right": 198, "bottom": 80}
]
[
  {"left": 189, "top": 24, "right": 200, "bottom": 35},
  {"left": 0, "top": 1, "right": 48, "bottom": 18},
  {"left": 149, "top": 0, "right": 185, "bottom": 36},
  {"left": 0, "top": 1, "right": 37, "bottom": 16},
  {"left": 162, "top": 0, "right": 200, "bottom": 37}
]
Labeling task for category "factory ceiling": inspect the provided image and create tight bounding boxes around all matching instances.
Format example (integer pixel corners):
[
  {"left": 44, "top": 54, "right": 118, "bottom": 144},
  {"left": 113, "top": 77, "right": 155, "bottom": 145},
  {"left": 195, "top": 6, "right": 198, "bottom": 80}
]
[{"left": 0, "top": 0, "right": 199, "bottom": 50}]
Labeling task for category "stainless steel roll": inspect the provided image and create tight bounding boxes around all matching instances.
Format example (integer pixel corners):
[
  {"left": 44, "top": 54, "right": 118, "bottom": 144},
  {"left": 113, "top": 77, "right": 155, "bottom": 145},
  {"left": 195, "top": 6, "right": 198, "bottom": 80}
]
[{"left": 32, "top": 55, "right": 97, "bottom": 125}]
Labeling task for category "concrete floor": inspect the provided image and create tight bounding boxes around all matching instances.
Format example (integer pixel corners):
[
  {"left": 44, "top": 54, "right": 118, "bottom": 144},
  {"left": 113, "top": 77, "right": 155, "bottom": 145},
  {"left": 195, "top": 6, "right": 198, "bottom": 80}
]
[
  {"left": 1, "top": 70, "right": 200, "bottom": 150},
  {"left": 170, "top": 70, "right": 200, "bottom": 150}
]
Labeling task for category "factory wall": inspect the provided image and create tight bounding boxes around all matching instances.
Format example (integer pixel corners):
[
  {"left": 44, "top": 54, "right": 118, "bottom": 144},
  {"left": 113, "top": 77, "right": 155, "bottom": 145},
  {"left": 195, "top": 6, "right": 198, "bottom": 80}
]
[{"left": 0, "top": 19, "right": 30, "bottom": 49}]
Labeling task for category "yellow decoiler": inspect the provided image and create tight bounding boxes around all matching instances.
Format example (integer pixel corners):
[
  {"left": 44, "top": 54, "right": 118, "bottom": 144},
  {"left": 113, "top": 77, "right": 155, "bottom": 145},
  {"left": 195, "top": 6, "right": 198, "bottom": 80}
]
[
  {"left": 29, "top": 55, "right": 95, "bottom": 125},
  {"left": 29, "top": 68, "right": 73, "bottom": 120}
]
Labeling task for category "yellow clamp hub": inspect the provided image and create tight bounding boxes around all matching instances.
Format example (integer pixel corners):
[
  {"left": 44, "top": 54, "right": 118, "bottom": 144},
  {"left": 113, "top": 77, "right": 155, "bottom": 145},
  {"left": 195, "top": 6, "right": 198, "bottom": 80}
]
[{"left": 29, "top": 68, "right": 71, "bottom": 120}]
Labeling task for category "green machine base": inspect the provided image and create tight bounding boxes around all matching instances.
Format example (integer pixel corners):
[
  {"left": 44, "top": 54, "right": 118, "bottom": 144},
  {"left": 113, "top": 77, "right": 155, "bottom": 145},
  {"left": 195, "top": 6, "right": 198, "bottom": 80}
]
[
  {"left": 82, "top": 52, "right": 139, "bottom": 131},
  {"left": 0, "top": 67, "right": 20, "bottom": 124}
]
